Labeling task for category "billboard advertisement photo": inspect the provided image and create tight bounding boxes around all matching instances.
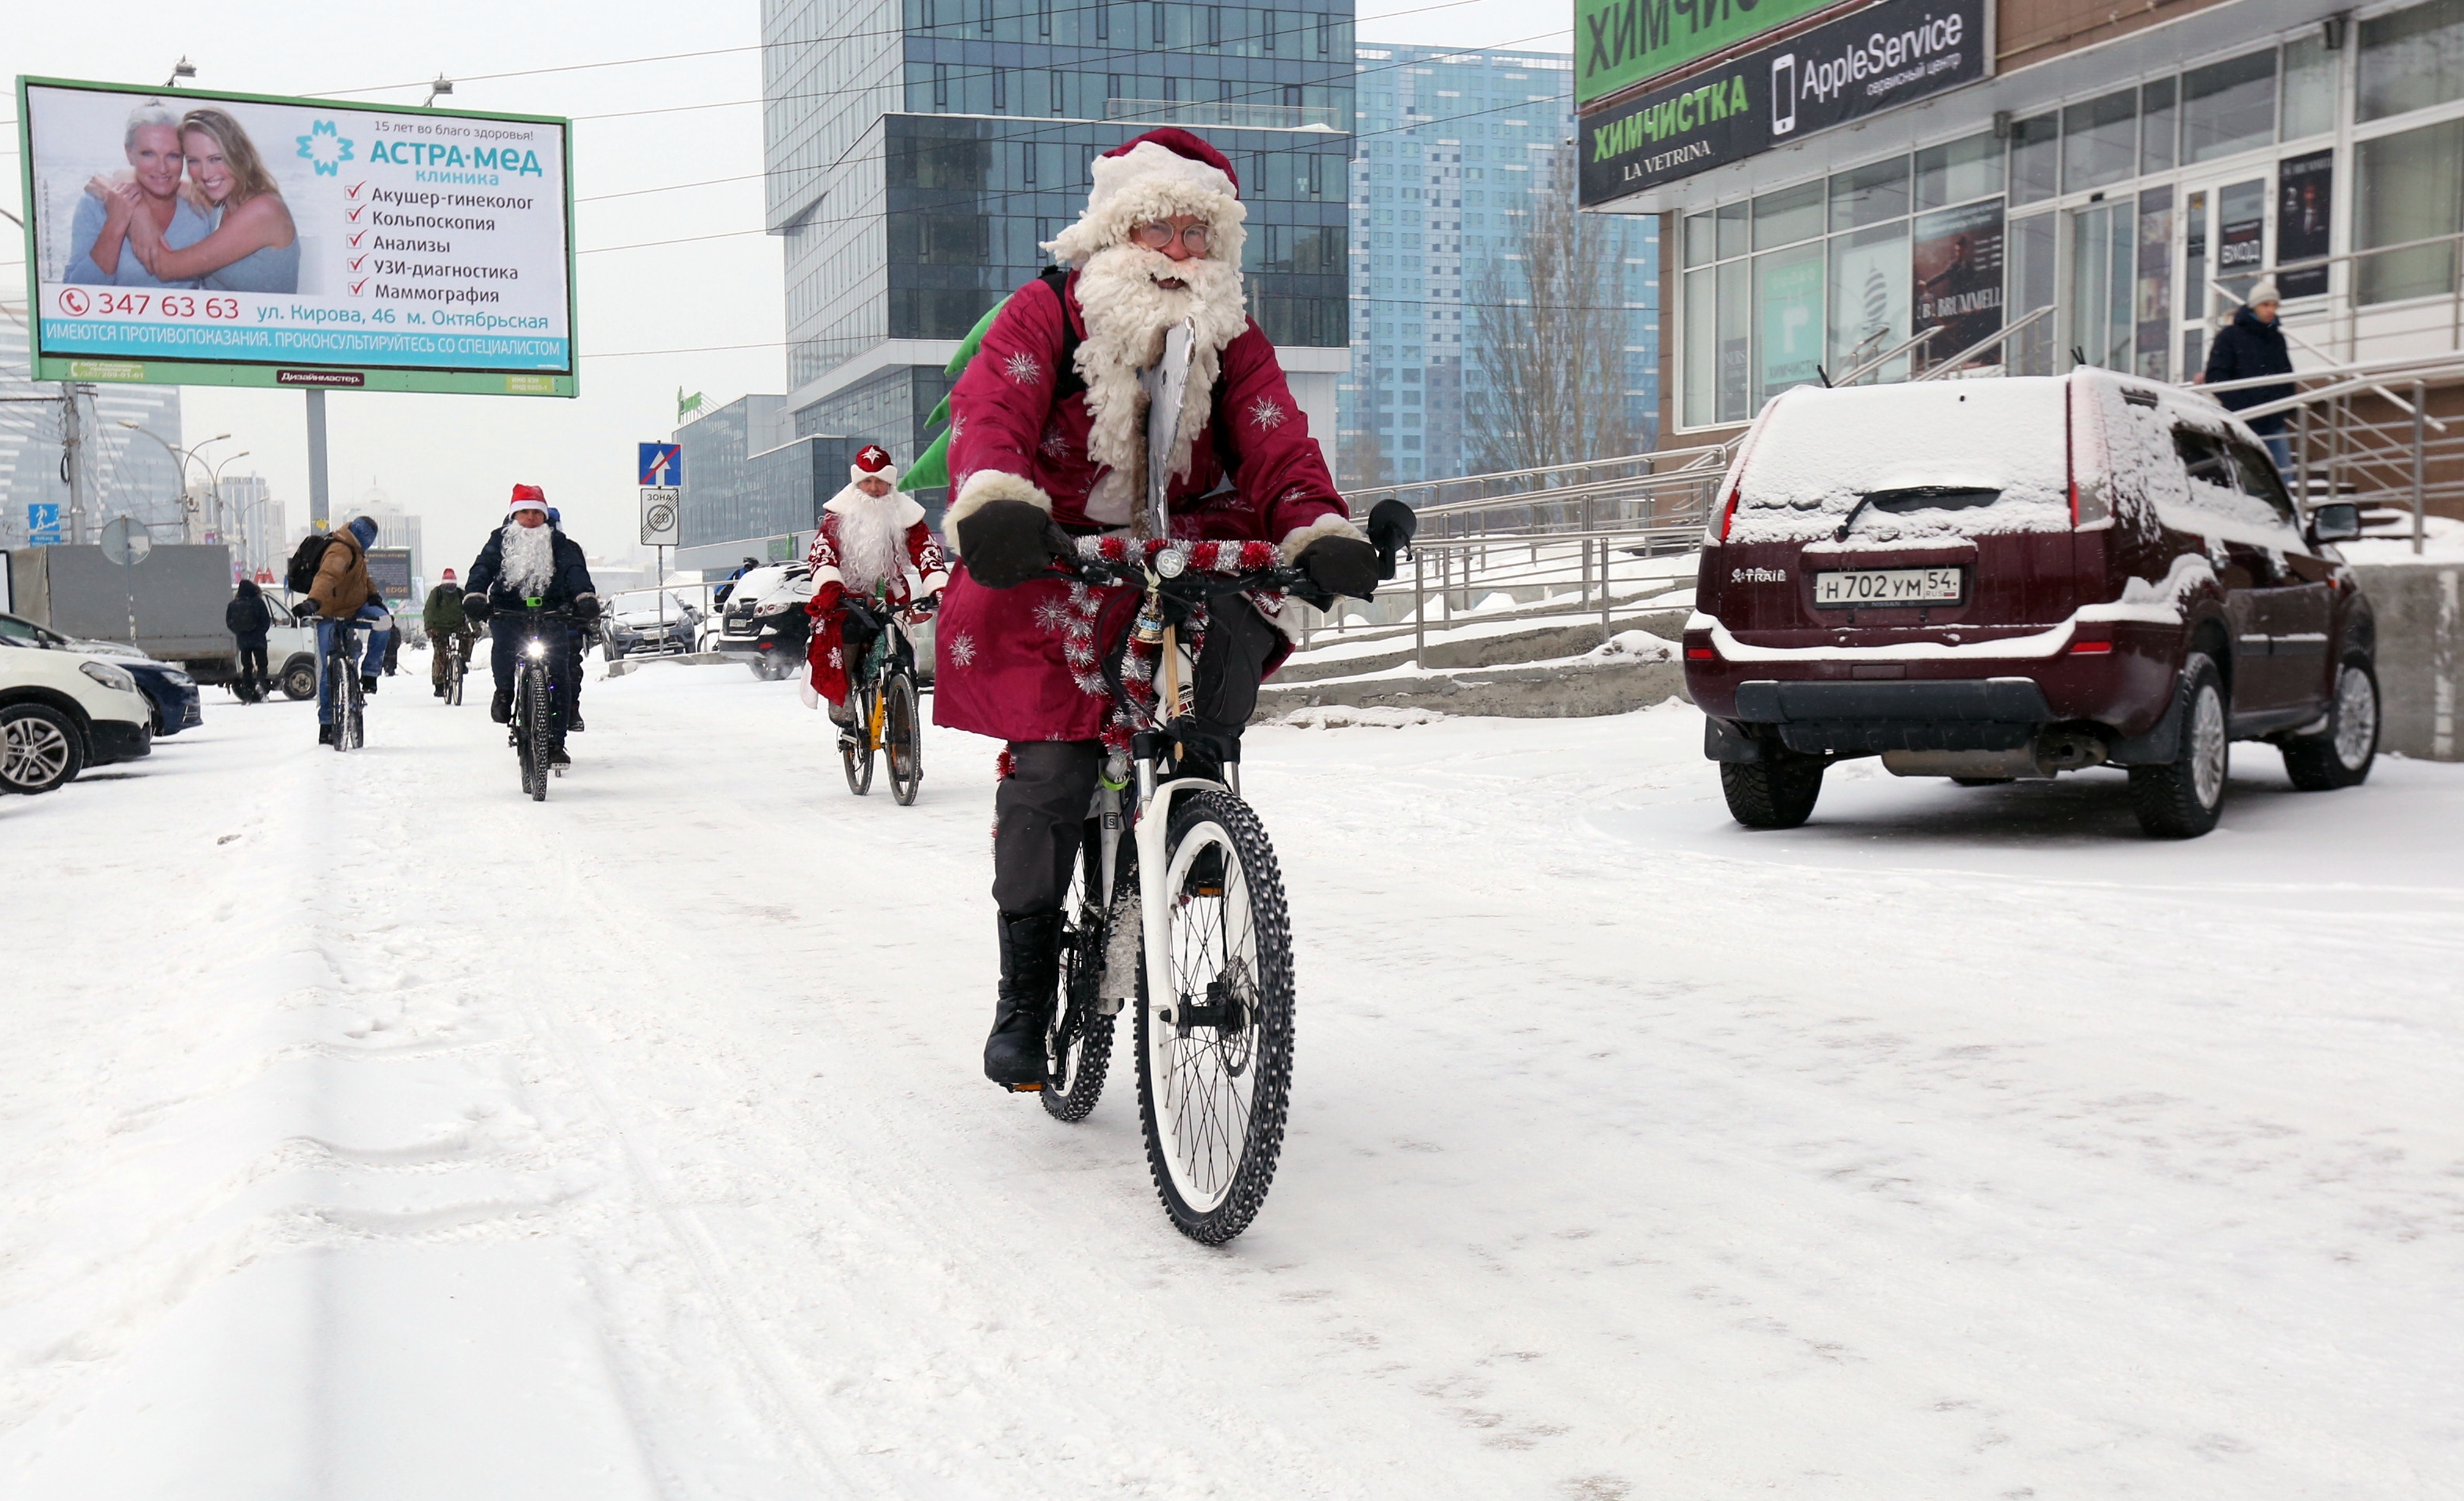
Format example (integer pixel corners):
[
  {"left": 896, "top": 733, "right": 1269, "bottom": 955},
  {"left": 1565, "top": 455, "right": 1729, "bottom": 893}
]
[{"left": 14, "top": 78, "right": 575, "bottom": 396}]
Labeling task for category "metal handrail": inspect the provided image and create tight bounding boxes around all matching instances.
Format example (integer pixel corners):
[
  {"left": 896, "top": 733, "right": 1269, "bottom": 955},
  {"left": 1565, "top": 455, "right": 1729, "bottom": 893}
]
[
  {"left": 1912, "top": 304, "right": 2057, "bottom": 380},
  {"left": 1832, "top": 326, "right": 1940, "bottom": 387}
]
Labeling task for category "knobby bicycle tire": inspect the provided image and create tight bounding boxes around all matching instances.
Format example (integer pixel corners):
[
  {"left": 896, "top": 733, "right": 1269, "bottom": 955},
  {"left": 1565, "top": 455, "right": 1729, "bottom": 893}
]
[
  {"left": 841, "top": 684, "right": 876, "bottom": 796},
  {"left": 885, "top": 671, "right": 923, "bottom": 805},
  {"left": 526, "top": 664, "right": 553, "bottom": 801},
  {"left": 1134, "top": 789, "right": 1295, "bottom": 1245}
]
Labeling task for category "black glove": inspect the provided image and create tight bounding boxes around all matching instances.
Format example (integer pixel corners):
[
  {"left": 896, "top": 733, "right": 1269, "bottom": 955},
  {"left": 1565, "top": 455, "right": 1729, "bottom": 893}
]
[
  {"left": 572, "top": 592, "right": 601, "bottom": 622},
  {"left": 1296, "top": 536, "right": 1381, "bottom": 600},
  {"left": 461, "top": 592, "right": 492, "bottom": 623},
  {"left": 292, "top": 599, "right": 318, "bottom": 618},
  {"left": 957, "top": 500, "right": 1072, "bottom": 589}
]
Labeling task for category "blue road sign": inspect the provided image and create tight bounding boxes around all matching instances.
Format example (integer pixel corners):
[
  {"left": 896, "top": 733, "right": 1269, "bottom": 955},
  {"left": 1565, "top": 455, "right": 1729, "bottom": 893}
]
[
  {"left": 27, "top": 503, "right": 62, "bottom": 545},
  {"left": 638, "top": 442, "right": 682, "bottom": 486}
]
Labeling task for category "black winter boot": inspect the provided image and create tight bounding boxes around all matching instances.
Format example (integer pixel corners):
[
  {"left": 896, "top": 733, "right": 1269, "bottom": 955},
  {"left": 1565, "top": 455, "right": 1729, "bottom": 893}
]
[
  {"left": 491, "top": 688, "right": 513, "bottom": 723},
  {"left": 983, "top": 910, "right": 1061, "bottom": 1089}
]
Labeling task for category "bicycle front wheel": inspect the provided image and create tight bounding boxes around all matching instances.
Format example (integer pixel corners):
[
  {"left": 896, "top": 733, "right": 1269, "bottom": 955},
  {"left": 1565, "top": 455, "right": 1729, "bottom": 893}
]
[
  {"left": 884, "top": 671, "right": 922, "bottom": 805},
  {"left": 1135, "top": 789, "right": 1295, "bottom": 1245},
  {"left": 841, "top": 685, "right": 876, "bottom": 795},
  {"left": 525, "top": 665, "right": 553, "bottom": 801}
]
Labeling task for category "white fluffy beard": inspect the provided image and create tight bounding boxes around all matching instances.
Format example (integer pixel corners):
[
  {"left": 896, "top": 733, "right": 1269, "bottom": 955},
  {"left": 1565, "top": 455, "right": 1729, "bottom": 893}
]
[
  {"left": 500, "top": 520, "right": 554, "bottom": 597},
  {"left": 1072, "top": 243, "right": 1248, "bottom": 527},
  {"left": 833, "top": 492, "right": 908, "bottom": 595}
]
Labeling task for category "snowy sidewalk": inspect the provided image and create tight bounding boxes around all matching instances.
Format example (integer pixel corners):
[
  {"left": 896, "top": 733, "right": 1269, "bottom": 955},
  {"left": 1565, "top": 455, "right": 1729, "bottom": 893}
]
[{"left": 2, "top": 665, "right": 2460, "bottom": 1498}]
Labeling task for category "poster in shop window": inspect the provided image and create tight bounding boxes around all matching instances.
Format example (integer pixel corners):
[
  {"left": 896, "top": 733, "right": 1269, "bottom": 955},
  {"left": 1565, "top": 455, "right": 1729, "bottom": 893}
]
[
  {"left": 1755, "top": 248, "right": 1825, "bottom": 402},
  {"left": 1910, "top": 198, "right": 2005, "bottom": 372},
  {"left": 2135, "top": 186, "right": 2175, "bottom": 380},
  {"left": 2277, "top": 149, "right": 2333, "bottom": 300}
]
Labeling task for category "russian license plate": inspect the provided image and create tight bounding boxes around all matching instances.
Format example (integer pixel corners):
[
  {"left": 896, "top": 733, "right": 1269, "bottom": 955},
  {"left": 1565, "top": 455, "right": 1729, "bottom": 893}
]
[{"left": 1812, "top": 566, "right": 1964, "bottom": 607}]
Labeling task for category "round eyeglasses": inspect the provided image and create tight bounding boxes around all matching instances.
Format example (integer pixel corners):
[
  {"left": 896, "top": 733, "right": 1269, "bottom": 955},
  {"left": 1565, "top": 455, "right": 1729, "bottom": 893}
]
[{"left": 1130, "top": 220, "right": 1212, "bottom": 254}]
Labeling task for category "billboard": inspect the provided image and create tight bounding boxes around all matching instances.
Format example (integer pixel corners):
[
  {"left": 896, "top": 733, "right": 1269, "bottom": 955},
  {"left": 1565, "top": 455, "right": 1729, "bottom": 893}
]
[
  {"left": 1579, "top": 0, "right": 1988, "bottom": 205},
  {"left": 365, "top": 547, "right": 414, "bottom": 607},
  {"left": 15, "top": 78, "right": 575, "bottom": 397},
  {"left": 1577, "top": 0, "right": 1841, "bottom": 109}
]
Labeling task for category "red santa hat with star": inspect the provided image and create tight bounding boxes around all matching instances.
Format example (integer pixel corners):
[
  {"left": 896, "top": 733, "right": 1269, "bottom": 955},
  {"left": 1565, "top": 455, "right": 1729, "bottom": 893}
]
[
  {"left": 1043, "top": 126, "right": 1247, "bottom": 270},
  {"left": 849, "top": 443, "right": 898, "bottom": 488}
]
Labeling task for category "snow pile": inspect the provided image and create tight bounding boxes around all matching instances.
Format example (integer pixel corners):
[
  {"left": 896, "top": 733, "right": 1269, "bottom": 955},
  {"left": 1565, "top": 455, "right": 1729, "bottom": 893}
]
[
  {"left": 1581, "top": 629, "right": 1678, "bottom": 662},
  {"left": 1270, "top": 703, "right": 1446, "bottom": 729},
  {"left": 1729, "top": 379, "right": 2071, "bottom": 546}
]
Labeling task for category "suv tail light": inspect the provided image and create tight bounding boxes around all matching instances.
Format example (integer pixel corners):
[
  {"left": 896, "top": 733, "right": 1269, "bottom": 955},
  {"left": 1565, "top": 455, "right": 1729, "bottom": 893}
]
[
  {"left": 2067, "top": 627, "right": 2114, "bottom": 655},
  {"left": 1715, "top": 485, "right": 1740, "bottom": 543}
]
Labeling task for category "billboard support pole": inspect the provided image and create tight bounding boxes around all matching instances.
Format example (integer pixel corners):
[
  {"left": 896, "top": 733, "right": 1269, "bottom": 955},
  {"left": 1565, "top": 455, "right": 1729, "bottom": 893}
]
[
  {"left": 306, "top": 390, "right": 331, "bottom": 531},
  {"left": 59, "top": 383, "right": 90, "bottom": 545}
]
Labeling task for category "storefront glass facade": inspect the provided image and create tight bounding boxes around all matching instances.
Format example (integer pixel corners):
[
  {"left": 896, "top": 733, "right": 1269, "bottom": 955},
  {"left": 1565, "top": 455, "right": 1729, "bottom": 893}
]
[{"left": 1671, "top": 0, "right": 2464, "bottom": 432}]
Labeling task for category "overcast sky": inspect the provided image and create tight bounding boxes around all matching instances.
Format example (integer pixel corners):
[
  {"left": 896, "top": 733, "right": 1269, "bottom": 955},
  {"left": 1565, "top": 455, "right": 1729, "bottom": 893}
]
[{"left": 3, "top": 1, "right": 1569, "bottom": 576}]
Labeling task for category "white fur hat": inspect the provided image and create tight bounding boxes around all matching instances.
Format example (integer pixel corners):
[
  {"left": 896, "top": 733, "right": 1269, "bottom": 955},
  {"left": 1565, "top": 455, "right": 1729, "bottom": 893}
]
[
  {"left": 2247, "top": 276, "right": 2281, "bottom": 306},
  {"left": 1044, "top": 127, "right": 1247, "bottom": 268},
  {"left": 850, "top": 442, "right": 898, "bottom": 488}
]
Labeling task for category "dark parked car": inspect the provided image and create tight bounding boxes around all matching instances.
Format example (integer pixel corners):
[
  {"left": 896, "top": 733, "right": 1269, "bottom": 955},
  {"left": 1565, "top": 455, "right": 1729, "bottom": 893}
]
[
  {"left": 713, "top": 563, "right": 815, "bottom": 680},
  {"left": 601, "top": 591, "right": 702, "bottom": 660},
  {"left": 0, "top": 609, "right": 200, "bottom": 734},
  {"left": 1684, "top": 370, "right": 2375, "bottom": 838}
]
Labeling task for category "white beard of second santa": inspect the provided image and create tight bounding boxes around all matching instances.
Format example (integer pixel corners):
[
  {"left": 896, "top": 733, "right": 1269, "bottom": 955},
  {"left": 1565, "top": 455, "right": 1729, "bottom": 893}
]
[
  {"left": 834, "top": 492, "right": 908, "bottom": 597},
  {"left": 501, "top": 521, "right": 555, "bottom": 597},
  {"left": 1071, "top": 242, "right": 1250, "bottom": 525}
]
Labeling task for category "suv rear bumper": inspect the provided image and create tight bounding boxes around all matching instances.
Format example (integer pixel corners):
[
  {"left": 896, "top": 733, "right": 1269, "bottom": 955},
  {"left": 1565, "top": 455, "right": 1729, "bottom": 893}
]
[{"left": 1722, "top": 678, "right": 2054, "bottom": 757}]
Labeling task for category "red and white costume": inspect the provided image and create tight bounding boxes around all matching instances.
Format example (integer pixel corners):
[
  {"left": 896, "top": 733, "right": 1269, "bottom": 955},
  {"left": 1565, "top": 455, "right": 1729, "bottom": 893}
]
[
  {"left": 802, "top": 445, "right": 949, "bottom": 710},
  {"left": 932, "top": 127, "right": 1363, "bottom": 744}
]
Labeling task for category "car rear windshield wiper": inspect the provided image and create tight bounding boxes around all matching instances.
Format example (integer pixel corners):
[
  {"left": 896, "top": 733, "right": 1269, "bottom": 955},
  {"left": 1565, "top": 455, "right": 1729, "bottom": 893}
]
[{"left": 1834, "top": 485, "right": 2005, "bottom": 541}]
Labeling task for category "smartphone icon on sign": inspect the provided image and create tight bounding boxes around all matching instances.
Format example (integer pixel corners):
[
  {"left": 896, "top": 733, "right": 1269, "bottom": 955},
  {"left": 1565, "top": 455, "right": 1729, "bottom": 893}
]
[{"left": 1771, "top": 55, "right": 1798, "bottom": 136}]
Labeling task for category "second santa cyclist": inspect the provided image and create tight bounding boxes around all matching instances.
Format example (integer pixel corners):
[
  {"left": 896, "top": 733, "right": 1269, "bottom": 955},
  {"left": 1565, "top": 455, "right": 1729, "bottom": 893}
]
[{"left": 800, "top": 442, "right": 950, "bottom": 743}]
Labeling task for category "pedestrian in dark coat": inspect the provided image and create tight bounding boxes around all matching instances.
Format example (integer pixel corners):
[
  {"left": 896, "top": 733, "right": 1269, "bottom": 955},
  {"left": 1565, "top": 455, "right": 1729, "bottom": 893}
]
[
  {"left": 224, "top": 578, "right": 272, "bottom": 699},
  {"left": 2202, "top": 278, "right": 2295, "bottom": 468}
]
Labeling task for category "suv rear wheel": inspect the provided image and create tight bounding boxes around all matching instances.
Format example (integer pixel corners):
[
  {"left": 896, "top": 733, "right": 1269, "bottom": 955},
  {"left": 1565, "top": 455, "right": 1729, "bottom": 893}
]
[
  {"left": 1720, "top": 747, "right": 1825, "bottom": 830},
  {"left": 2130, "top": 656, "right": 2228, "bottom": 838},
  {"left": 2280, "top": 654, "right": 2379, "bottom": 791}
]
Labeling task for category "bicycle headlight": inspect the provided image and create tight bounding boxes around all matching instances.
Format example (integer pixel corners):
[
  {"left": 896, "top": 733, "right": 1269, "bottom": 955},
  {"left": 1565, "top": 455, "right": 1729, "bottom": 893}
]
[
  {"left": 1155, "top": 548, "right": 1188, "bottom": 579},
  {"left": 79, "top": 660, "right": 136, "bottom": 693},
  {"left": 524, "top": 640, "right": 546, "bottom": 660}
]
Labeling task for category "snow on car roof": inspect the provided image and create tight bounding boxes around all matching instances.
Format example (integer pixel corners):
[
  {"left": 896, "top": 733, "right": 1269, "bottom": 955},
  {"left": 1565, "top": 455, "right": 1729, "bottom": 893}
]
[{"left": 1729, "top": 377, "right": 2073, "bottom": 547}]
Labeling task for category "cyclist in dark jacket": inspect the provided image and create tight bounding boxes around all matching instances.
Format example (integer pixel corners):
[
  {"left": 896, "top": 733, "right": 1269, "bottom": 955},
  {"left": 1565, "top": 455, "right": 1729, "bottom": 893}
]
[
  {"left": 460, "top": 485, "right": 599, "bottom": 761},
  {"left": 2201, "top": 278, "right": 2295, "bottom": 469},
  {"left": 224, "top": 579, "right": 272, "bottom": 700}
]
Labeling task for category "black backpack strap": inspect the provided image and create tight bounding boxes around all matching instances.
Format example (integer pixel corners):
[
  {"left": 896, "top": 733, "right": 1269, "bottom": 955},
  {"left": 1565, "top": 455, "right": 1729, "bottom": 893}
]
[{"left": 1036, "top": 265, "right": 1086, "bottom": 402}]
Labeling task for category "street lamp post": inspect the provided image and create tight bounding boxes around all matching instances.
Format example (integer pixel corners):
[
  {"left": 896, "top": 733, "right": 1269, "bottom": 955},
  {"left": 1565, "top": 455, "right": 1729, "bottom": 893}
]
[
  {"left": 203, "top": 451, "right": 252, "bottom": 567},
  {"left": 115, "top": 423, "right": 231, "bottom": 541}
]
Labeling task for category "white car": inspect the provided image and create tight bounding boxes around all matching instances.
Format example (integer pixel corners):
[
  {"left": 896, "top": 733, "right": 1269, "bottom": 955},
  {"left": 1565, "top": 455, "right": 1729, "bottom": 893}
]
[{"left": 0, "top": 638, "right": 154, "bottom": 794}]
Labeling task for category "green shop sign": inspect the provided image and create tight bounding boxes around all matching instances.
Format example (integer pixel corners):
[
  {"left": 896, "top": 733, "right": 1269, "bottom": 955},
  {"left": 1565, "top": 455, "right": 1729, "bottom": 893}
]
[{"left": 1577, "top": 0, "right": 1839, "bottom": 107}]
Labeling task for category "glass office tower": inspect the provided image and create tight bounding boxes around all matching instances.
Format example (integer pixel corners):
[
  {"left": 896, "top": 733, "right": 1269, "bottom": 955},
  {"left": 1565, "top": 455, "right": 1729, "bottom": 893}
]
[
  {"left": 1339, "top": 44, "right": 1659, "bottom": 485},
  {"left": 765, "top": 0, "right": 1357, "bottom": 522}
]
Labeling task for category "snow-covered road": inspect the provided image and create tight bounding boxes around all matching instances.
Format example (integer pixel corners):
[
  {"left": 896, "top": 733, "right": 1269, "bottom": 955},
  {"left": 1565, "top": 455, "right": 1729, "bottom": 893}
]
[{"left": 5, "top": 658, "right": 2460, "bottom": 1499}]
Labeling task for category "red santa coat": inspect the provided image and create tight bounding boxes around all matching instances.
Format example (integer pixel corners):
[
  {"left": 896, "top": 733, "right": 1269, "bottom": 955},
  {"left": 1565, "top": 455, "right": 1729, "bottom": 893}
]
[
  {"left": 933, "top": 269, "right": 1354, "bottom": 743},
  {"left": 802, "top": 485, "right": 949, "bottom": 708}
]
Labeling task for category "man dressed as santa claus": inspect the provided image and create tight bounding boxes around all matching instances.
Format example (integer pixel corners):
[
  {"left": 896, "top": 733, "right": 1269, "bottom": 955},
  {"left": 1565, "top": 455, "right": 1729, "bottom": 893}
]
[
  {"left": 803, "top": 443, "right": 949, "bottom": 732},
  {"left": 934, "top": 126, "right": 1382, "bottom": 1089}
]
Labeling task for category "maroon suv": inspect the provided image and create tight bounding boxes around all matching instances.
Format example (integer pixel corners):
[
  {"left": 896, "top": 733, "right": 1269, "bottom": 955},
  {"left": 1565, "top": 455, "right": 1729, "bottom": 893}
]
[{"left": 1683, "top": 370, "right": 2378, "bottom": 838}]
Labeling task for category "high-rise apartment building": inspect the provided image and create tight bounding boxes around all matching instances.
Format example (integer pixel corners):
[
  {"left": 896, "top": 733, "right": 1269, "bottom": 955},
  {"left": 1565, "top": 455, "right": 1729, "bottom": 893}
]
[
  {"left": 1338, "top": 45, "right": 1660, "bottom": 486},
  {"left": 761, "top": 0, "right": 1357, "bottom": 525}
]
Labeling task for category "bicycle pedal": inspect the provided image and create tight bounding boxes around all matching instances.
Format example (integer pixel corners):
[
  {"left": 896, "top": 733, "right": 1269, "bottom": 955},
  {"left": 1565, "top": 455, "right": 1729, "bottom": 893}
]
[{"left": 1001, "top": 1081, "right": 1044, "bottom": 1093}]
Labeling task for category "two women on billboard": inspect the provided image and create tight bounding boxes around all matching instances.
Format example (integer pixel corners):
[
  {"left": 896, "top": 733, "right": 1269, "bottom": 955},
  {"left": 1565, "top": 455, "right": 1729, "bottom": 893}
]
[{"left": 66, "top": 102, "right": 298, "bottom": 293}]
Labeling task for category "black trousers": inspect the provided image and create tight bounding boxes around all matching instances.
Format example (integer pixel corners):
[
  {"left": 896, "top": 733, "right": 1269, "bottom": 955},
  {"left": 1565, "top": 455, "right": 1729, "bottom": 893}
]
[
  {"left": 990, "top": 597, "right": 1276, "bottom": 914},
  {"left": 234, "top": 635, "right": 268, "bottom": 691},
  {"left": 492, "top": 623, "right": 579, "bottom": 735}
]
